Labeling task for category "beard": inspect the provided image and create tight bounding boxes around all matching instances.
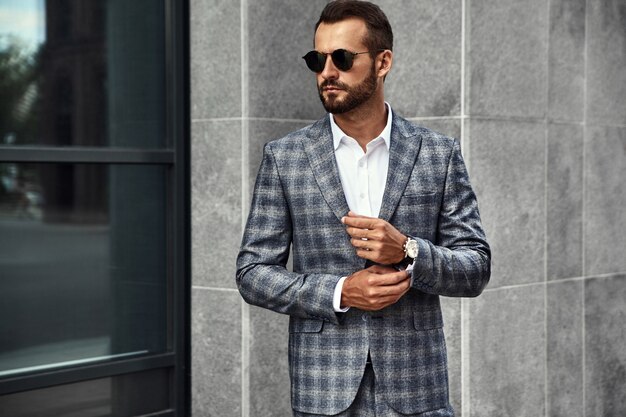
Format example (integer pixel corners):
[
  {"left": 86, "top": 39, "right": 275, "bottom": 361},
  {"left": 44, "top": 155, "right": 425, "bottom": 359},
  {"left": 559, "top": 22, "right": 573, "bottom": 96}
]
[{"left": 318, "top": 64, "right": 378, "bottom": 114}]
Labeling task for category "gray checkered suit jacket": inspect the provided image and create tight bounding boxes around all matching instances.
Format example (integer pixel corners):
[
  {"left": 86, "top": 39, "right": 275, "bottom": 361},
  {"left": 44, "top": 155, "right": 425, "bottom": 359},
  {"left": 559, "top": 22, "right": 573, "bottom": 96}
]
[{"left": 236, "top": 112, "right": 490, "bottom": 416}]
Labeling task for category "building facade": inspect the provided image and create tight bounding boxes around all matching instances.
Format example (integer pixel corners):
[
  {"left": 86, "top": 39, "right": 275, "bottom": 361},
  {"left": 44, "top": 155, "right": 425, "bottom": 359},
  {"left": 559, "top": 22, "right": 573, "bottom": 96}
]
[
  {"left": 191, "top": 1, "right": 626, "bottom": 416},
  {"left": 0, "top": 0, "right": 624, "bottom": 416}
]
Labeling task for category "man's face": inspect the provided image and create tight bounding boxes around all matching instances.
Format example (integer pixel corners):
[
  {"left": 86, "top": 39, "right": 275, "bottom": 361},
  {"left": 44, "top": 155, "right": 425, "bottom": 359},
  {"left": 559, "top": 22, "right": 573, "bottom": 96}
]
[{"left": 314, "top": 18, "right": 379, "bottom": 114}]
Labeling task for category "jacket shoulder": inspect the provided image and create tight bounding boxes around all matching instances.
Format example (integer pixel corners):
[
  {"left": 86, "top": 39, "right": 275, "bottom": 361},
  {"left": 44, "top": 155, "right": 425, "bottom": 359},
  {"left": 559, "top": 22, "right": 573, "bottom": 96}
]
[
  {"left": 264, "top": 116, "right": 329, "bottom": 152},
  {"left": 393, "top": 114, "right": 458, "bottom": 150}
]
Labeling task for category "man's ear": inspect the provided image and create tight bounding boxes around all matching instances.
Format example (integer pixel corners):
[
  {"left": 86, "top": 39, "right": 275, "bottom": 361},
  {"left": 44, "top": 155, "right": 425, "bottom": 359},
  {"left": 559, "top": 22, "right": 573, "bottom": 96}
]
[{"left": 377, "top": 50, "right": 393, "bottom": 78}]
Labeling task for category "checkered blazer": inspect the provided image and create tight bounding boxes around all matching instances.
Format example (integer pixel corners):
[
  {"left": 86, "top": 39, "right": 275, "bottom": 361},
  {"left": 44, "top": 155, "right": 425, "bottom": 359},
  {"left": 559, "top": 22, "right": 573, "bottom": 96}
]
[{"left": 236, "top": 112, "right": 490, "bottom": 416}]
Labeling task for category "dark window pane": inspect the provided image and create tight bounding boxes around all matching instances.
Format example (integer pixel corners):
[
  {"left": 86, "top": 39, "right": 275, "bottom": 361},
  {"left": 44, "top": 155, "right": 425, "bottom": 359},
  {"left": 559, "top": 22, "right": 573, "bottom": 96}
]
[
  {"left": 0, "top": 0, "right": 165, "bottom": 148},
  {"left": 0, "top": 368, "right": 171, "bottom": 416},
  {"left": 0, "top": 163, "right": 169, "bottom": 376}
]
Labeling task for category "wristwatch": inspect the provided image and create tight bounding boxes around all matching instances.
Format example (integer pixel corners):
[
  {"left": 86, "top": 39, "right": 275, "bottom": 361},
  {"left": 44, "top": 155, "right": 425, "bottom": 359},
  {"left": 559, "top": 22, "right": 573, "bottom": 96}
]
[{"left": 403, "top": 237, "right": 418, "bottom": 260}]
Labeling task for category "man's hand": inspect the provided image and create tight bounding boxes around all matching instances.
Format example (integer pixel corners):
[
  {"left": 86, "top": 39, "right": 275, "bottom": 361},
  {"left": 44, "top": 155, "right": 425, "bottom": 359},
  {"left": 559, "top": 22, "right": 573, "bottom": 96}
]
[
  {"left": 341, "top": 265, "right": 411, "bottom": 311},
  {"left": 342, "top": 211, "right": 407, "bottom": 265}
]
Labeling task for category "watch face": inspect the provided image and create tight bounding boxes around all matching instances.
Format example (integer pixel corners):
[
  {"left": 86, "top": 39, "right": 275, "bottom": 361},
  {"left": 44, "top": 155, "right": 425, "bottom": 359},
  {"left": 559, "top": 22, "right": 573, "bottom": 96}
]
[{"left": 406, "top": 240, "right": 418, "bottom": 258}]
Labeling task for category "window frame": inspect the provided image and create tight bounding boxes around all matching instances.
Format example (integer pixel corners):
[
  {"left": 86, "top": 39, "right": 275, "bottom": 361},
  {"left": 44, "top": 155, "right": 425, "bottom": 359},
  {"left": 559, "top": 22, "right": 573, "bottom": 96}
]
[{"left": 0, "top": 0, "right": 190, "bottom": 414}]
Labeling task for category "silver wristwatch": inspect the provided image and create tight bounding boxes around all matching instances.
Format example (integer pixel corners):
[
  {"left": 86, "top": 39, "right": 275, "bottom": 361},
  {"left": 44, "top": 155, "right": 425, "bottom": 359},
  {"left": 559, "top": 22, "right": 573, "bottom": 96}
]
[{"left": 403, "top": 237, "right": 418, "bottom": 259}]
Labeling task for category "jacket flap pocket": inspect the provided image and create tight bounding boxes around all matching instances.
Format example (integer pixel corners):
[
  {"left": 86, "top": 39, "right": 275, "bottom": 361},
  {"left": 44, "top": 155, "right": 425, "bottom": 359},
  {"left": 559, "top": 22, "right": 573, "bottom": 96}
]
[
  {"left": 413, "top": 309, "right": 444, "bottom": 330},
  {"left": 289, "top": 318, "right": 324, "bottom": 334},
  {"left": 401, "top": 191, "right": 440, "bottom": 205}
]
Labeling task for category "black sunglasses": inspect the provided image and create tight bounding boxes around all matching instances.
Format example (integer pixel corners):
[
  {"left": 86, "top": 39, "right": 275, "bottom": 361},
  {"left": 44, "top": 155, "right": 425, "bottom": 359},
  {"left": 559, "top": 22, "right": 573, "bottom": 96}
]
[{"left": 302, "top": 49, "right": 383, "bottom": 73}]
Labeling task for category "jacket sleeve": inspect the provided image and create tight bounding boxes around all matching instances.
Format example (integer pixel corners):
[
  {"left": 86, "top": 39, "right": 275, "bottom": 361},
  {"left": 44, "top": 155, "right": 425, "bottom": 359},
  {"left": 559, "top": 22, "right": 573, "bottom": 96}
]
[
  {"left": 410, "top": 139, "right": 491, "bottom": 297},
  {"left": 236, "top": 143, "right": 342, "bottom": 324}
]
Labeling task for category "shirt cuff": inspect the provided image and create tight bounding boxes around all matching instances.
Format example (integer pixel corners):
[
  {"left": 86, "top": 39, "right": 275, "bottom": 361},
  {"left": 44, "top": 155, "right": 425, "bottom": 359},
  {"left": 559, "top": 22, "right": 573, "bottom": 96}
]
[
  {"left": 406, "top": 260, "right": 415, "bottom": 286},
  {"left": 333, "top": 276, "right": 350, "bottom": 312},
  {"left": 396, "top": 259, "right": 415, "bottom": 286}
]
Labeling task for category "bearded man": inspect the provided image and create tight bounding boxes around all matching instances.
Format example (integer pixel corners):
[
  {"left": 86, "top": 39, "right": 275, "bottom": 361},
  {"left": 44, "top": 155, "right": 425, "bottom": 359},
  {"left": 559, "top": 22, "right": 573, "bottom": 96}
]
[{"left": 236, "top": 1, "right": 490, "bottom": 416}]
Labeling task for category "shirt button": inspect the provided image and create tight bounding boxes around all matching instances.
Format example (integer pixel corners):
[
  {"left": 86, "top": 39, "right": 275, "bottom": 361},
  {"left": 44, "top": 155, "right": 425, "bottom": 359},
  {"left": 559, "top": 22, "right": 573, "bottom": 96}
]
[
  {"left": 360, "top": 193, "right": 365, "bottom": 199},
  {"left": 359, "top": 161, "right": 364, "bottom": 168}
]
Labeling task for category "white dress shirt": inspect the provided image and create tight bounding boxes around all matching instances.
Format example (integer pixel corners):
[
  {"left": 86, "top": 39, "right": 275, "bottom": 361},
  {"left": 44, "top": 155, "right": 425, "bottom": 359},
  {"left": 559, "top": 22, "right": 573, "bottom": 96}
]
[{"left": 331, "top": 104, "right": 393, "bottom": 312}]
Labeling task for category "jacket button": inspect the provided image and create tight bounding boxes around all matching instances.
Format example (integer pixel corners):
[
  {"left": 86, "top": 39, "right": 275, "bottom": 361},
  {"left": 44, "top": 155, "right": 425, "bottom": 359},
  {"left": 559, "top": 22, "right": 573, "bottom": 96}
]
[{"left": 362, "top": 314, "right": 368, "bottom": 322}]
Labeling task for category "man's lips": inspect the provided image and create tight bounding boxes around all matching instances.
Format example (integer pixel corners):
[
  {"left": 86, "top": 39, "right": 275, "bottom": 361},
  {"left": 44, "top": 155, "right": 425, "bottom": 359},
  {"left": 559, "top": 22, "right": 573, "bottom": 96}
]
[{"left": 323, "top": 86, "right": 343, "bottom": 92}]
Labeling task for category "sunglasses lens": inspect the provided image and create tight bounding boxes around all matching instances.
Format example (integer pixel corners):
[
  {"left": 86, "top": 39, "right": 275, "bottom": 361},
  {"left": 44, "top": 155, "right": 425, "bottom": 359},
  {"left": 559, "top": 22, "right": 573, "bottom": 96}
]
[
  {"left": 331, "top": 49, "right": 353, "bottom": 71},
  {"left": 303, "top": 49, "right": 355, "bottom": 72},
  {"left": 303, "top": 51, "right": 325, "bottom": 72}
]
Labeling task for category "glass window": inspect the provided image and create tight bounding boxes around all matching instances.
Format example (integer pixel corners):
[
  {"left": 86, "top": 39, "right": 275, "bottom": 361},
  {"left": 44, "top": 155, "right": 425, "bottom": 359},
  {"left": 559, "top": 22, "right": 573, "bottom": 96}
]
[
  {"left": 0, "top": 0, "right": 187, "bottom": 412},
  {"left": 0, "top": 0, "right": 166, "bottom": 148},
  {"left": 0, "top": 368, "right": 171, "bottom": 416},
  {"left": 0, "top": 163, "right": 168, "bottom": 377}
]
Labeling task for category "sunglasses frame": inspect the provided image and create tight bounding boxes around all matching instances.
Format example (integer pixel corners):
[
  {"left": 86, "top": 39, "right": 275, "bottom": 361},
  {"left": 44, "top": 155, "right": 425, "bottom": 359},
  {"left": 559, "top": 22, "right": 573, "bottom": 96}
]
[{"left": 302, "top": 49, "right": 384, "bottom": 73}]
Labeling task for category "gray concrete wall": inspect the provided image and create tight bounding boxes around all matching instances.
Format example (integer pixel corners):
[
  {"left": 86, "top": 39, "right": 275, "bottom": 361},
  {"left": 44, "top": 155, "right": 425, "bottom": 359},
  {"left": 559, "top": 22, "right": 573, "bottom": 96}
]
[{"left": 190, "top": 1, "right": 626, "bottom": 416}]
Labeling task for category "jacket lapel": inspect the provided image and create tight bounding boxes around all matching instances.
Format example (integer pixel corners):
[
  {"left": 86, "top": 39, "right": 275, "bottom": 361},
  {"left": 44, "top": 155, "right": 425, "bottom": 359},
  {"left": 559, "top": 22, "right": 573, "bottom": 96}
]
[
  {"left": 301, "top": 113, "right": 423, "bottom": 223},
  {"left": 301, "top": 116, "right": 350, "bottom": 222},
  {"left": 378, "top": 114, "right": 423, "bottom": 222}
]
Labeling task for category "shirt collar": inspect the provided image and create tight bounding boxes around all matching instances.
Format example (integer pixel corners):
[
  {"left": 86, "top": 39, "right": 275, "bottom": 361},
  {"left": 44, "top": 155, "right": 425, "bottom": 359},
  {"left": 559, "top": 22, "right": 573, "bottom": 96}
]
[{"left": 330, "top": 102, "right": 393, "bottom": 151}]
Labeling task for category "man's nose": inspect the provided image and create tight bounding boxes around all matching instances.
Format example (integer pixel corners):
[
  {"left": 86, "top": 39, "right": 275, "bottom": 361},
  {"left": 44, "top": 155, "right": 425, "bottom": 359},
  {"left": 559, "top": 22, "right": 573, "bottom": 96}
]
[{"left": 320, "top": 54, "right": 339, "bottom": 80}]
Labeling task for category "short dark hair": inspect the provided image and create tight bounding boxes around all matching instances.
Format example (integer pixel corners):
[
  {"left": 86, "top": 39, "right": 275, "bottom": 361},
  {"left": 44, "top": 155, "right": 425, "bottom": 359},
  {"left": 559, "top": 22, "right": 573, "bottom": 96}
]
[{"left": 315, "top": 0, "right": 393, "bottom": 53}]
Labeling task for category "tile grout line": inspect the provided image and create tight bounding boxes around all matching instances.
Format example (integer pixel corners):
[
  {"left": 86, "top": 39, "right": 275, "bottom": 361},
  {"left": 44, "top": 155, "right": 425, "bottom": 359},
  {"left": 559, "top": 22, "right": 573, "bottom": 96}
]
[
  {"left": 406, "top": 115, "right": 465, "bottom": 121},
  {"left": 543, "top": 127, "right": 548, "bottom": 407},
  {"left": 543, "top": 278, "right": 550, "bottom": 417},
  {"left": 461, "top": 298, "right": 471, "bottom": 417},
  {"left": 241, "top": 301, "right": 250, "bottom": 417},
  {"left": 456, "top": 115, "right": 626, "bottom": 128},
  {"left": 192, "top": 286, "right": 240, "bottom": 292},
  {"left": 460, "top": 0, "right": 468, "bottom": 166},
  {"left": 483, "top": 272, "right": 626, "bottom": 292},
  {"left": 581, "top": 1, "right": 589, "bottom": 415},
  {"left": 460, "top": 0, "right": 470, "bottom": 416},
  {"left": 240, "top": 0, "right": 250, "bottom": 415},
  {"left": 189, "top": 116, "right": 626, "bottom": 129},
  {"left": 543, "top": 92, "right": 551, "bottom": 417},
  {"left": 546, "top": 273, "right": 621, "bottom": 284},
  {"left": 580, "top": 280, "right": 587, "bottom": 417},
  {"left": 582, "top": 0, "right": 588, "bottom": 296},
  {"left": 581, "top": 273, "right": 586, "bottom": 417},
  {"left": 544, "top": 0, "right": 552, "bottom": 414}
]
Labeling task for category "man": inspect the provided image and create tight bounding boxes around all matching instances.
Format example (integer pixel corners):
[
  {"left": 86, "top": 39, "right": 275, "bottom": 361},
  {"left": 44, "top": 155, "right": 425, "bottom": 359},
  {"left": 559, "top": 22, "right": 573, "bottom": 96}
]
[{"left": 236, "top": 1, "right": 490, "bottom": 416}]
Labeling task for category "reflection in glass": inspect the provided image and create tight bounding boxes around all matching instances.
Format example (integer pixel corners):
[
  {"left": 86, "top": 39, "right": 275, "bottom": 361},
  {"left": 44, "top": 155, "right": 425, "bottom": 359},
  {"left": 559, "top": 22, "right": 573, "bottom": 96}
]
[
  {"left": 0, "top": 163, "right": 168, "bottom": 376},
  {"left": 0, "top": 368, "right": 170, "bottom": 416},
  {"left": 0, "top": 0, "right": 165, "bottom": 148}
]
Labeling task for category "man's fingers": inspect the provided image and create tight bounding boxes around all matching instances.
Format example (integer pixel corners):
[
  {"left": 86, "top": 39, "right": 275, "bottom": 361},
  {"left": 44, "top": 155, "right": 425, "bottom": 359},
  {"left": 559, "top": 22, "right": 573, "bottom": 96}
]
[
  {"left": 370, "top": 279, "right": 411, "bottom": 303},
  {"left": 342, "top": 267, "right": 411, "bottom": 310},
  {"left": 366, "top": 268, "right": 409, "bottom": 285},
  {"left": 366, "top": 264, "right": 397, "bottom": 274},
  {"left": 363, "top": 265, "right": 409, "bottom": 284},
  {"left": 348, "top": 211, "right": 380, "bottom": 220},
  {"left": 342, "top": 215, "right": 379, "bottom": 229},
  {"left": 346, "top": 227, "right": 371, "bottom": 239},
  {"left": 352, "top": 238, "right": 383, "bottom": 250},
  {"left": 355, "top": 248, "right": 373, "bottom": 262},
  {"left": 351, "top": 238, "right": 368, "bottom": 249},
  {"left": 347, "top": 211, "right": 370, "bottom": 218},
  {"left": 385, "top": 270, "right": 411, "bottom": 285}
]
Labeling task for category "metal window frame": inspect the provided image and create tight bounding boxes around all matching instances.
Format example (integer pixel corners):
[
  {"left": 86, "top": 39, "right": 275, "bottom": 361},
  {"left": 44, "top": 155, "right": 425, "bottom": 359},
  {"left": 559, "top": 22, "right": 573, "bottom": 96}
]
[
  {"left": 0, "top": 147, "right": 174, "bottom": 164},
  {"left": 0, "top": 0, "right": 190, "bottom": 414}
]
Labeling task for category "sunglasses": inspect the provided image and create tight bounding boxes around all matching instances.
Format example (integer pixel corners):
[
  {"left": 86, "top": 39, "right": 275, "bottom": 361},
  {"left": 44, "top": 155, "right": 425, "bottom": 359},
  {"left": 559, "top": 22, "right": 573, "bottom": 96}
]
[{"left": 302, "top": 49, "right": 383, "bottom": 73}]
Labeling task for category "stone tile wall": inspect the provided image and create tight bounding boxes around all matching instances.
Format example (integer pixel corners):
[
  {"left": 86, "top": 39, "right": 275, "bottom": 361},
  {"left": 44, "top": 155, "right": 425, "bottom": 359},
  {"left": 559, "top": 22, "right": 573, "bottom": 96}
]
[{"left": 190, "top": 0, "right": 626, "bottom": 416}]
